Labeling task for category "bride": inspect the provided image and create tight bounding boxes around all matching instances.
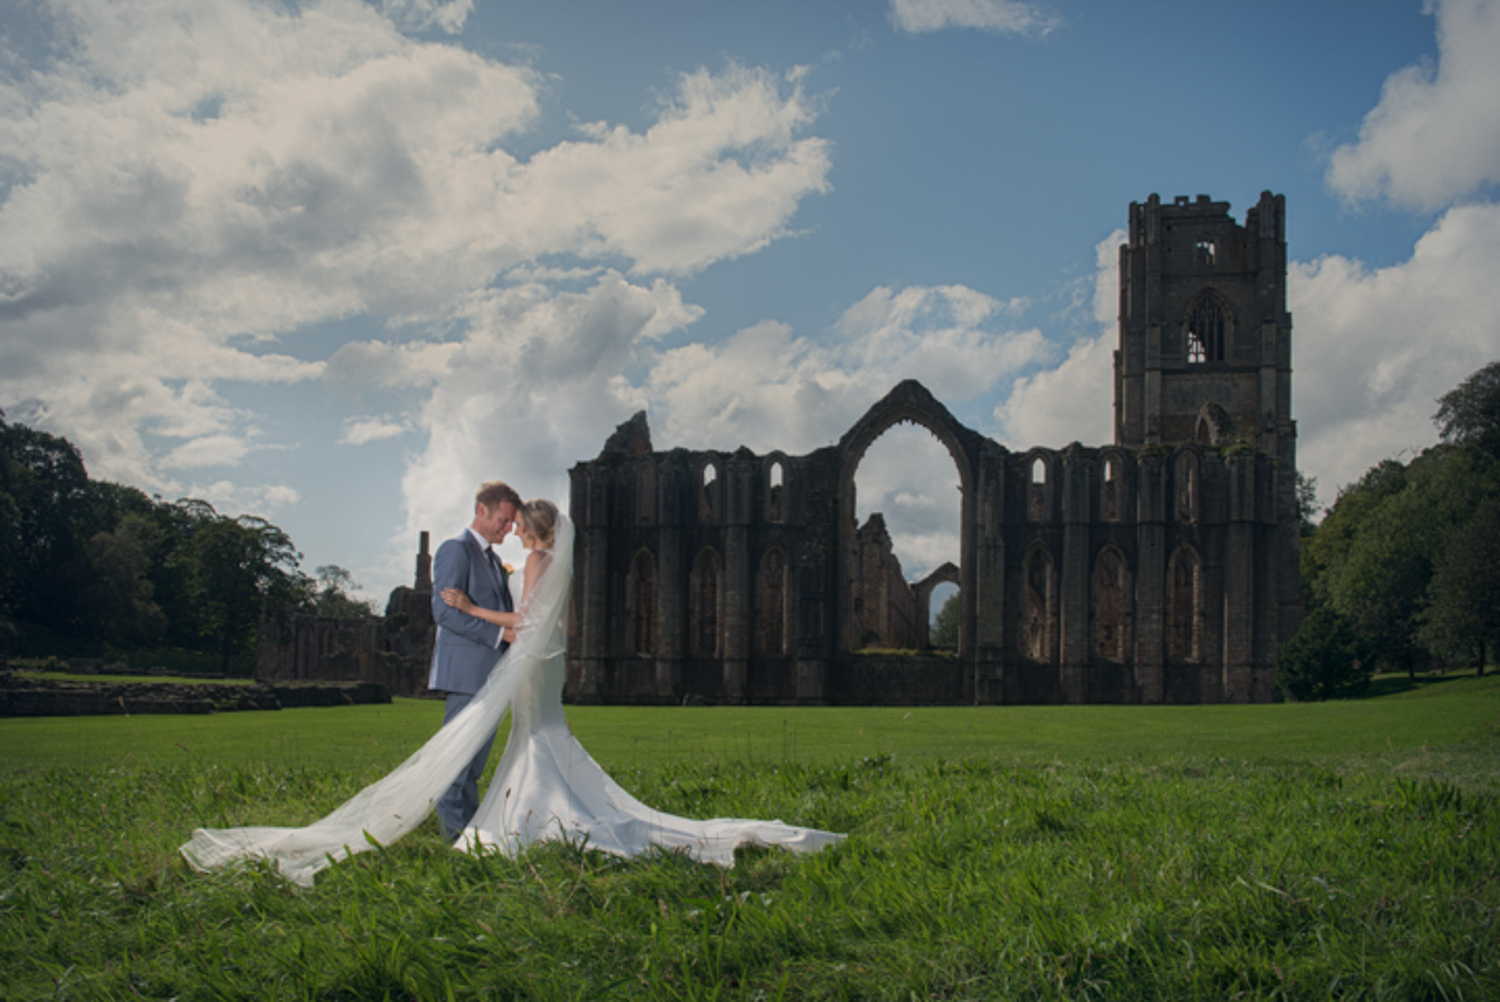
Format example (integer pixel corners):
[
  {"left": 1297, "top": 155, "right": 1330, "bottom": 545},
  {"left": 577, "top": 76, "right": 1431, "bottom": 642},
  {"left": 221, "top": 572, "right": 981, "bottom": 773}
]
[{"left": 181, "top": 499, "right": 842, "bottom": 887}]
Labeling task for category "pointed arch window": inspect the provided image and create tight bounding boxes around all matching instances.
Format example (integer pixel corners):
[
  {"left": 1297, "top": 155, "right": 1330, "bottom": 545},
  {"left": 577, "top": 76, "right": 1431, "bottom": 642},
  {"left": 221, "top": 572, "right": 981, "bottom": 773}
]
[
  {"left": 689, "top": 548, "right": 722, "bottom": 657},
  {"left": 1175, "top": 452, "right": 1199, "bottom": 524},
  {"left": 1102, "top": 453, "right": 1123, "bottom": 522},
  {"left": 626, "top": 549, "right": 656, "bottom": 655},
  {"left": 755, "top": 547, "right": 789, "bottom": 656},
  {"left": 767, "top": 459, "right": 785, "bottom": 523},
  {"left": 1092, "top": 547, "right": 1130, "bottom": 662},
  {"left": 1022, "top": 546, "right": 1056, "bottom": 663},
  {"left": 700, "top": 461, "right": 719, "bottom": 522},
  {"left": 1168, "top": 547, "right": 1203, "bottom": 662},
  {"left": 1186, "top": 295, "right": 1226, "bottom": 363}
]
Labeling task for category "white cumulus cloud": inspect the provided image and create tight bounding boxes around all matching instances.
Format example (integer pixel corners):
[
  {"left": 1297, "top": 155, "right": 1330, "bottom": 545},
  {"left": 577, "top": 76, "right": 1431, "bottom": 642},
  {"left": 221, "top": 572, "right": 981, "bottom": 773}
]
[
  {"left": 890, "top": 0, "right": 1059, "bottom": 36},
  {"left": 340, "top": 417, "right": 411, "bottom": 445},
  {"left": 1326, "top": 0, "right": 1500, "bottom": 210},
  {"left": 1291, "top": 201, "right": 1500, "bottom": 500},
  {"left": 0, "top": 0, "right": 834, "bottom": 532}
]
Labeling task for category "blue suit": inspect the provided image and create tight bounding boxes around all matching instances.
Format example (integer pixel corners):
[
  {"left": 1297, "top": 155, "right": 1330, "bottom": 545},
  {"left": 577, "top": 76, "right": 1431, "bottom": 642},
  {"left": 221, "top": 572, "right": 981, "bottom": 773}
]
[{"left": 429, "top": 528, "right": 512, "bottom": 839}]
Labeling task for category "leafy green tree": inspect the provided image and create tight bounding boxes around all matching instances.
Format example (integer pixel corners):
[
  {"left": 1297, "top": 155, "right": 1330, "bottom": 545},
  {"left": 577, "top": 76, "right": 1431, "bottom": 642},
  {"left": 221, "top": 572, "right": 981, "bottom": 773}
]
[
  {"left": 1420, "top": 496, "right": 1500, "bottom": 673},
  {"left": 1276, "top": 605, "right": 1373, "bottom": 700},
  {"left": 312, "top": 565, "right": 377, "bottom": 618},
  {"left": 1434, "top": 360, "right": 1500, "bottom": 464},
  {"left": 931, "top": 591, "right": 960, "bottom": 648},
  {"left": 0, "top": 414, "right": 94, "bottom": 635},
  {"left": 185, "top": 515, "right": 309, "bottom": 673},
  {"left": 86, "top": 514, "right": 168, "bottom": 650}
]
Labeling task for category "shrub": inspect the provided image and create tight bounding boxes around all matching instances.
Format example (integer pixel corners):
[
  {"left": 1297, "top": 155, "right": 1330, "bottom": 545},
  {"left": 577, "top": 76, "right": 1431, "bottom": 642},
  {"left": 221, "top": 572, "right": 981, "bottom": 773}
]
[{"left": 1277, "top": 605, "right": 1373, "bottom": 700}]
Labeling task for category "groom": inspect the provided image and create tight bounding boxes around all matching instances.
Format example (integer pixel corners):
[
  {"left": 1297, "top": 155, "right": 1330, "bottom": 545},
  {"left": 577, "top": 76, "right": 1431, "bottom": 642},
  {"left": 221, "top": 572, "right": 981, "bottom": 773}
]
[{"left": 429, "top": 479, "right": 522, "bottom": 840}]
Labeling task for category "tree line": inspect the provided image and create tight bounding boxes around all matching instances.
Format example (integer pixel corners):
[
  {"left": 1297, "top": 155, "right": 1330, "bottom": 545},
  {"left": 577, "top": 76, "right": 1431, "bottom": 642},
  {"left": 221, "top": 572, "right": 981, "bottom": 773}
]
[
  {"left": 0, "top": 411, "right": 373, "bottom": 674},
  {"left": 1281, "top": 361, "right": 1500, "bottom": 699}
]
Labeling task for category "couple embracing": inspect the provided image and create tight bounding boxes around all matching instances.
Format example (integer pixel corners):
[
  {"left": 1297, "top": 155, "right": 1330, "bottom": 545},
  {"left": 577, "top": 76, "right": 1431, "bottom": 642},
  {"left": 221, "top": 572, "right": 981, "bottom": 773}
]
[{"left": 182, "top": 478, "right": 841, "bottom": 887}]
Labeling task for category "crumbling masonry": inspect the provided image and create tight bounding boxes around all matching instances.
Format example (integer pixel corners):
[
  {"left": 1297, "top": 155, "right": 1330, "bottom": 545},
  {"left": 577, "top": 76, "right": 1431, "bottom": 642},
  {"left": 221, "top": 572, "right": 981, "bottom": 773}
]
[{"left": 564, "top": 192, "right": 1301, "bottom": 704}]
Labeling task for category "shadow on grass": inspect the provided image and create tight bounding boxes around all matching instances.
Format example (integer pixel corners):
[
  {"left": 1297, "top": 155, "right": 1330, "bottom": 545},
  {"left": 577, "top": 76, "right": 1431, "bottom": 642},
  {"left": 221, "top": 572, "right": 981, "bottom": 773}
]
[{"left": 1365, "top": 667, "right": 1489, "bottom": 699}]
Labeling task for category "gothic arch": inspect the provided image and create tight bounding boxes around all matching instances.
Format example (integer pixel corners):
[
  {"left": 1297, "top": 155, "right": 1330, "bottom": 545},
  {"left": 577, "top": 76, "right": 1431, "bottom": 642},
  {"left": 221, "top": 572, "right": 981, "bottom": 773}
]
[
  {"left": 755, "top": 546, "right": 790, "bottom": 656},
  {"left": 1021, "top": 544, "right": 1057, "bottom": 664},
  {"left": 913, "top": 561, "right": 961, "bottom": 649},
  {"left": 689, "top": 547, "right": 722, "bottom": 657},
  {"left": 1183, "top": 289, "right": 1234, "bottom": 364},
  {"left": 1102, "top": 449, "right": 1130, "bottom": 522},
  {"left": 1092, "top": 545, "right": 1131, "bottom": 663},
  {"left": 1027, "top": 450, "right": 1057, "bottom": 522},
  {"left": 1174, "top": 448, "right": 1201, "bottom": 524},
  {"left": 699, "top": 459, "right": 720, "bottom": 523},
  {"left": 625, "top": 548, "right": 656, "bottom": 656},
  {"left": 835, "top": 381, "right": 981, "bottom": 656},
  {"left": 764, "top": 453, "right": 787, "bottom": 523},
  {"left": 1167, "top": 545, "right": 1203, "bottom": 662}
]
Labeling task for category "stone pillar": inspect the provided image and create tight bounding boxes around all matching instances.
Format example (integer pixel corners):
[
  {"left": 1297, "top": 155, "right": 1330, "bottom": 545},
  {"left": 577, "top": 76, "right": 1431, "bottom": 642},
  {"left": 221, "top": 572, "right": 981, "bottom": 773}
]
[
  {"left": 721, "top": 456, "right": 754, "bottom": 704},
  {"left": 1222, "top": 454, "right": 1256, "bottom": 702},
  {"left": 972, "top": 444, "right": 1006, "bottom": 703},
  {"left": 656, "top": 460, "right": 685, "bottom": 701},
  {"left": 1059, "top": 448, "right": 1092, "bottom": 702},
  {"left": 1133, "top": 452, "right": 1166, "bottom": 702}
]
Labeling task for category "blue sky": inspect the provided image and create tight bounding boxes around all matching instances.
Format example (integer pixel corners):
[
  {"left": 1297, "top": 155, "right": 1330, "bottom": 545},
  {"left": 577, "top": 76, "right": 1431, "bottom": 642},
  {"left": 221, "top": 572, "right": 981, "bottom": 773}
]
[{"left": 3, "top": 0, "right": 1498, "bottom": 602}]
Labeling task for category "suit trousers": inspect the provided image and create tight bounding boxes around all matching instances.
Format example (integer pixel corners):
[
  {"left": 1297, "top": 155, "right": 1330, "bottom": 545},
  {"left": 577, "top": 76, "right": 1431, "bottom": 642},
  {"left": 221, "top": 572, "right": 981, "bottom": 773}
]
[{"left": 434, "top": 691, "right": 498, "bottom": 841}]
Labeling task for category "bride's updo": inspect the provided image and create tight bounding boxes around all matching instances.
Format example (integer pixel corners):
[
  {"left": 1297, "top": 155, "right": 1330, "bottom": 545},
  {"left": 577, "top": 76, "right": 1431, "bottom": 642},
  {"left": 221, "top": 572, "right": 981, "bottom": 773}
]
[{"left": 519, "top": 499, "right": 558, "bottom": 549}]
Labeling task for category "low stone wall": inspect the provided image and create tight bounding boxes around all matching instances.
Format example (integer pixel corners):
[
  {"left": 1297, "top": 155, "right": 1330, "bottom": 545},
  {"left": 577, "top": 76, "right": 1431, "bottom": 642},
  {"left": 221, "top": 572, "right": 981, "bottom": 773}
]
[{"left": 0, "top": 673, "right": 390, "bottom": 717}]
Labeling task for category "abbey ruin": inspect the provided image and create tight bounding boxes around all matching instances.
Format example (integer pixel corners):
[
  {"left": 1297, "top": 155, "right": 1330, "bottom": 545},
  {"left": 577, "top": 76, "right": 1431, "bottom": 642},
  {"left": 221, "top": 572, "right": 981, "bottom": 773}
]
[{"left": 564, "top": 192, "right": 1301, "bottom": 705}]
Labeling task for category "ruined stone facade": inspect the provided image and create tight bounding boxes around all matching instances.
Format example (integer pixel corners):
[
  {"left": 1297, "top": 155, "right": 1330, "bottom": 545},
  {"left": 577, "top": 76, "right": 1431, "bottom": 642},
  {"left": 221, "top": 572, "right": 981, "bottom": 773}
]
[
  {"left": 566, "top": 192, "right": 1301, "bottom": 705},
  {"left": 256, "top": 532, "right": 437, "bottom": 697}
]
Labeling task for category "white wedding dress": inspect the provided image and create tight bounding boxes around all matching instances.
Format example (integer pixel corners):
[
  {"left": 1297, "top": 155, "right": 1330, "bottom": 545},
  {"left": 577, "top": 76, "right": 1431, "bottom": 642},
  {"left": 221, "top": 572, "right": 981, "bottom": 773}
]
[{"left": 181, "top": 514, "right": 842, "bottom": 887}]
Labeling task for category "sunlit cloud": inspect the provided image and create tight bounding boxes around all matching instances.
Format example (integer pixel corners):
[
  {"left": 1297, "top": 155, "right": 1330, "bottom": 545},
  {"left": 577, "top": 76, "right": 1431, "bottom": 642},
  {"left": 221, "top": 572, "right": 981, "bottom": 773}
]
[
  {"left": 1326, "top": 0, "right": 1500, "bottom": 210},
  {"left": 889, "top": 0, "right": 1059, "bottom": 36}
]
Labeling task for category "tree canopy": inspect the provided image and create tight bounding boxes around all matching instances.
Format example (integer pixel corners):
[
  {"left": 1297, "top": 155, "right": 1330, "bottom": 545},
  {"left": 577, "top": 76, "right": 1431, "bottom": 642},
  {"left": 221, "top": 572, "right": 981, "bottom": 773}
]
[
  {"left": 0, "top": 409, "right": 341, "bottom": 672},
  {"left": 1282, "top": 361, "right": 1500, "bottom": 695}
]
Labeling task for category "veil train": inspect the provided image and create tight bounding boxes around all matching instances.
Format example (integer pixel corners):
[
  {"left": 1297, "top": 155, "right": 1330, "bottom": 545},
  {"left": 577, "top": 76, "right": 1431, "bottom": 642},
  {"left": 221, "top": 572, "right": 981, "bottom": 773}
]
[{"left": 181, "top": 514, "right": 843, "bottom": 887}]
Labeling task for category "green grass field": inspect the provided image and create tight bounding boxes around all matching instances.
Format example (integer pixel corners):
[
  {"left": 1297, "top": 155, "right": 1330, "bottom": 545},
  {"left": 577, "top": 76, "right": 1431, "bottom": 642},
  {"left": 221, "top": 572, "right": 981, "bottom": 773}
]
[{"left": 1, "top": 672, "right": 1496, "bottom": 999}]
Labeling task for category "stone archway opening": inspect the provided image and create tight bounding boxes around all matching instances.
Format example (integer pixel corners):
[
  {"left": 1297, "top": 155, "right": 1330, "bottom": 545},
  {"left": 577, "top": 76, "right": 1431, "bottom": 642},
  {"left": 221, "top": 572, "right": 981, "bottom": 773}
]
[{"left": 847, "top": 421, "right": 962, "bottom": 652}]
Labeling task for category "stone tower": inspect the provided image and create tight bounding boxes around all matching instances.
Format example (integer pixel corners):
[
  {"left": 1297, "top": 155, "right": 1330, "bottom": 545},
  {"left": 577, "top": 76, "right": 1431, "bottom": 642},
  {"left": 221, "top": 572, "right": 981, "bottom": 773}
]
[
  {"left": 1114, "top": 191, "right": 1294, "bottom": 467},
  {"left": 1114, "top": 191, "right": 1302, "bottom": 669}
]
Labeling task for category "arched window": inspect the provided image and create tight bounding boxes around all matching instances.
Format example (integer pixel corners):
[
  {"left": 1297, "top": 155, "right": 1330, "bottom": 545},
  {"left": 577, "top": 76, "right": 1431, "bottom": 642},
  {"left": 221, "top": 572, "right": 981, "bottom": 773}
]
[
  {"left": 1186, "top": 295, "right": 1226, "bottom": 363},
  {"left": 755, "top": 547, "right": 789, "bottom": 656},
  {"left": 1102, "top": 453, "right": 1123, "bottom": 522},
  {"left": 1168, "top": 547, "right": 1202, "bottom": 662},
  {"left": 1028, "top": 454, "right": 1052, "bottom": 522},
  {"left": 1022, "top": 546, "right": 1055, "bottom": 663},
  {"left": 767, "top": 460, "right": 785, "bottom": 522},
  {"left": 626, "top": 549, "right": 656, "bottom": 655},
  {"left": 1092, "top": 547, "right": 1130, "bottom": 662},
  {"left": 1175, "top": 452, "right": 1199, "bottom": 524},
  {"left": 689, "top": 548, "right": 722, "bottom": 657},
  {"left": 700, "top": 461, "right": 719, "bottom": 522}
]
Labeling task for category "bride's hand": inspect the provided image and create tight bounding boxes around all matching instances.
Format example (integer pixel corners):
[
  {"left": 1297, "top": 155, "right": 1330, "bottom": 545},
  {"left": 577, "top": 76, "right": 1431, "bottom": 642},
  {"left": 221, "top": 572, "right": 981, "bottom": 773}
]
[{"left": 441, "top": 588, "right": 474, "bottom": 613}]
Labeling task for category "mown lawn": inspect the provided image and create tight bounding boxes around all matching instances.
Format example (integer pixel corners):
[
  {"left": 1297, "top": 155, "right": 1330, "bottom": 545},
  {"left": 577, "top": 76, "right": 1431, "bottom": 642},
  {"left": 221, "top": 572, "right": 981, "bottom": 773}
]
[{"left": 0, "top": 672, "right": 1496, "bottom": 999}]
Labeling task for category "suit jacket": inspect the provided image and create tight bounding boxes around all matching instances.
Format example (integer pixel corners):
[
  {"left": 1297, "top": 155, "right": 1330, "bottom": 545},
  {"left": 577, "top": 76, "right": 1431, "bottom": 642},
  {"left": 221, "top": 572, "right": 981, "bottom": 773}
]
[{"left": 428, "top": 529, "right": 513, "bottom": 695}]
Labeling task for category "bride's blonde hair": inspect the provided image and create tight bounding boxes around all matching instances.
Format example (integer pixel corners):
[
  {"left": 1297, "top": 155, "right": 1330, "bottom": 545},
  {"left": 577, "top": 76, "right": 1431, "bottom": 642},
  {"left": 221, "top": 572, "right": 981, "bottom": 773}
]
[{"left": 518, "top": 499, "right": 558, "bottom": 548}]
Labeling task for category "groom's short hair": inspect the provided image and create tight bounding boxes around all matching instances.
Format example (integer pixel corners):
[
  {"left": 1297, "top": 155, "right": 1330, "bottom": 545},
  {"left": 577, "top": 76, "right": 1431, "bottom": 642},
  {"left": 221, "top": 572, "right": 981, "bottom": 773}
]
[{"left": 475, "top": 480, "right": 522, "bottom": 512}]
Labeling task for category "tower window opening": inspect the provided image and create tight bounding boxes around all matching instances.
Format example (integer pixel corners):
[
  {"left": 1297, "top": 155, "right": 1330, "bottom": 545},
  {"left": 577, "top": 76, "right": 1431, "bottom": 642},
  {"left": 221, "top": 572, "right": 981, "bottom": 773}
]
[
  {"left": 1186, "top": 298, "right": 1225, "bottom": 364},
  {"left": 1194, "top": 240, "right": 1216, "bottom": 265}
]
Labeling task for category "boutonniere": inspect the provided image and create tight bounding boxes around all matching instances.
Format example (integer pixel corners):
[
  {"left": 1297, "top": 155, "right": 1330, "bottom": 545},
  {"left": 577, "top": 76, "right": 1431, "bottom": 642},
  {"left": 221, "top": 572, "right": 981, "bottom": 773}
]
[{"left": 502, "top": 562, "right": 515, "bottom": 576}]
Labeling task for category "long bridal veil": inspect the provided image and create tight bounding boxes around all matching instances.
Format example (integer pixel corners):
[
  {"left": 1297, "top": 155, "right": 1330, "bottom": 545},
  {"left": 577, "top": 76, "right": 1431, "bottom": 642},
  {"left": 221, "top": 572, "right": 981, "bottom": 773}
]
[{"left": 181, "top": 513, "right": 842, "bottom": 887}]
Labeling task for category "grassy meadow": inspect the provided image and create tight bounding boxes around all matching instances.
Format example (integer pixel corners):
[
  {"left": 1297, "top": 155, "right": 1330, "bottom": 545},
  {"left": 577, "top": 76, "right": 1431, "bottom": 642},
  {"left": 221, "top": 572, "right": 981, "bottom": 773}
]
[{"left": 0, "top": 672, "right": 1496, "bottom": 999}]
